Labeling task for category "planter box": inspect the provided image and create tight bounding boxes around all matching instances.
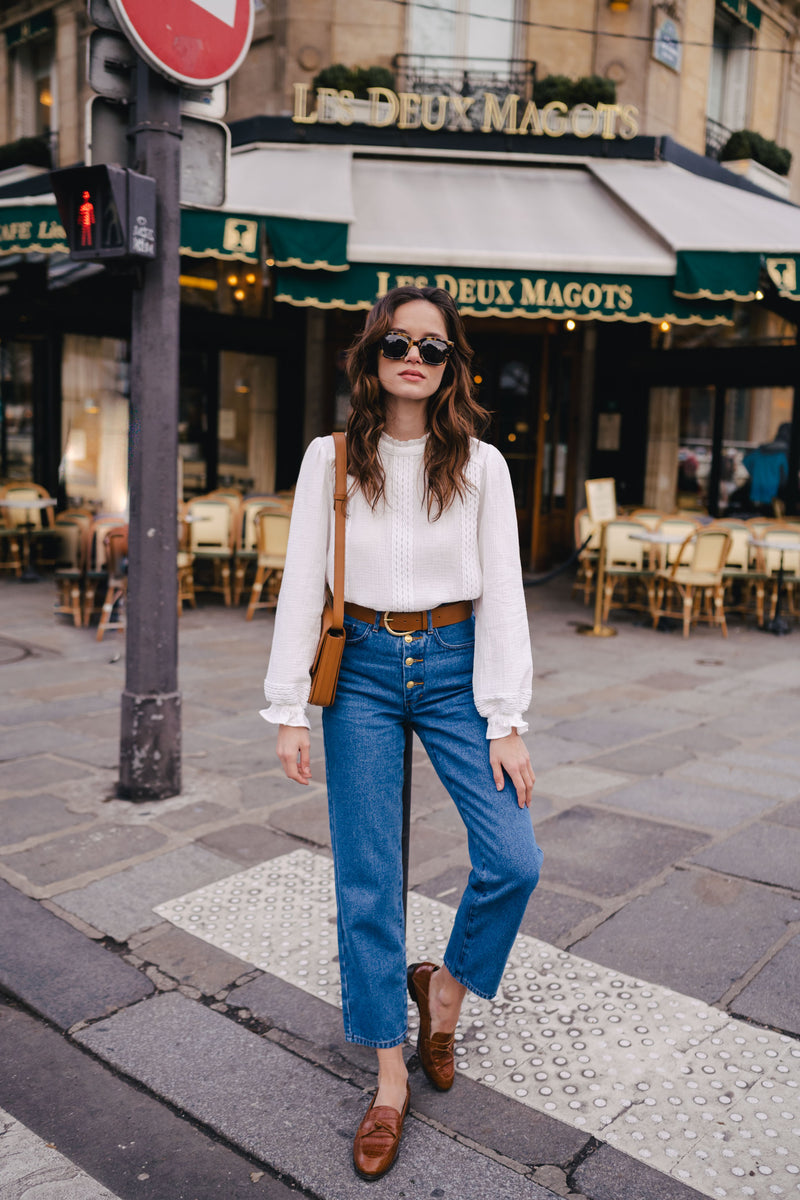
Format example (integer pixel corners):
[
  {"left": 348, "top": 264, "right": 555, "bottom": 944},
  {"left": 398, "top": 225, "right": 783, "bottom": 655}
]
[{"left": 720, "top": 157, "right": 790, "bottom": 198}]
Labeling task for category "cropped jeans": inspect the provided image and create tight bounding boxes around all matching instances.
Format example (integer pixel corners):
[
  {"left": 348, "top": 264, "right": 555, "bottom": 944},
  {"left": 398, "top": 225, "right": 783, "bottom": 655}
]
[{"left": 321, "top": 609, "right": 543, "bottom": 1048}]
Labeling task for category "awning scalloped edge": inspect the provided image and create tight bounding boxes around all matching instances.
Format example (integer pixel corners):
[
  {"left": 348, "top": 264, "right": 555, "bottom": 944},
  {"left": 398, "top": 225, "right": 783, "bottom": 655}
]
[
  {"left": 674, "top": 287, "right": 758, "bottom": 302},
  {"left": 273, "top": 292, "right": 733, "bottom": 325},
  {"left": 180, "top": 245, "right": 260, "bottom": 263},
  {"left": 274, "top": 256, "right": 350, "bottom": 272}
]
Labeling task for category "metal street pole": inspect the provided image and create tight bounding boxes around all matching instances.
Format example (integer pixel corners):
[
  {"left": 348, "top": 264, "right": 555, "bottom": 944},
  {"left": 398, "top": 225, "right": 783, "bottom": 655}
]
[{"left": 118, "top": 59, "right": 182, "bottom": 799}]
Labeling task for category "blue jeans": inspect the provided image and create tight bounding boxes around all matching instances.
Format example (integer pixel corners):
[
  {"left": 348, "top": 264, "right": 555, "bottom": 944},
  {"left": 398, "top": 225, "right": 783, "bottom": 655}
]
[{"left": 322, "top": 610, "right": 543, "bottom": 1048}]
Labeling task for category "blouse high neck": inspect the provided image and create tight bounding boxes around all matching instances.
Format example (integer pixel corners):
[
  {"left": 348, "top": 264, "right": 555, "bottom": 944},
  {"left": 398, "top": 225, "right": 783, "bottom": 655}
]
[{"left": 379, "top": 431, "right": 428, "bottom": 455}]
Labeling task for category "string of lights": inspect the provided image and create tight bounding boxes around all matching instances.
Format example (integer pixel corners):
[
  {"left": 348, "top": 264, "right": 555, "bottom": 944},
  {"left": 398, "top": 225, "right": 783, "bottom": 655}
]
[{"left": 377, "top": 0, "right": 799, "bottom": 55}]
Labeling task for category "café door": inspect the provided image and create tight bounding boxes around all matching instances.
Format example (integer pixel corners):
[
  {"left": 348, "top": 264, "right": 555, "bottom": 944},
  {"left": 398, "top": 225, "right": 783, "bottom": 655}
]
[{"left": 471, "top": 333, "right": 542, "bottom": 565}]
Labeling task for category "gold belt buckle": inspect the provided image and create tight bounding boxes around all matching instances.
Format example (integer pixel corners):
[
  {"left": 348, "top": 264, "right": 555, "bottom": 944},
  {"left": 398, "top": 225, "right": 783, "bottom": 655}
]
[{"left": 382, "top": 611, "right": 405, "bottom": 636}]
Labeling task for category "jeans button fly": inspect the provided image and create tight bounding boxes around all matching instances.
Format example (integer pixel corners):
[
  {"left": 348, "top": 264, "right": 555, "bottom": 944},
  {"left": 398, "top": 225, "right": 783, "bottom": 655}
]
[{"left": 404, "top": 634, "right": 413, "bottom": 643}]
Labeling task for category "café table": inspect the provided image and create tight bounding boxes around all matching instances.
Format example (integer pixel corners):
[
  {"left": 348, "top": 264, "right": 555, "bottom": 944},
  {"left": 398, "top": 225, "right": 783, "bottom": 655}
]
[
  {"left": 748, "top": 535, "right": 800, "bottom": 636},
  {"left": 0, "top": 496, "right": 57, "bottom": 581},
  {"left": 628, "top": 526, "right": 698, "bottom": 566},
  {"left": 628, "top": 527, "right": 700, "bottom": 628}
]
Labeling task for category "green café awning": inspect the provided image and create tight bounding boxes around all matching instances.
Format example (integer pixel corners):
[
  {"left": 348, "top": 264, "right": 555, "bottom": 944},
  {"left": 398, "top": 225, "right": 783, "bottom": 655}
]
[
  {"left": 180, "top": 209, "right": 263, "bottom": 262},
  {"left": 0, "top": 200, "right": 348, "bottom": 270},
  {"left": 266, "top": 216, "right": 348, "bottom": 271},
  {"left": 275, "top": 262, "right": 733, "bottom": 326},
  {"left": 674, "top": 250, "right": 762, "bottom": 302},
  {"left": 720, "top": 0, "right": 761, "bottom": 29},
  {"left": 591, "top": 160, "right": 800, "bottom": 303},
  {"left": 0, "top": 199, "right": 269, "bottom": 264},
  {"left": 0, "top": 203, "right": 68, "bottom": 255}
]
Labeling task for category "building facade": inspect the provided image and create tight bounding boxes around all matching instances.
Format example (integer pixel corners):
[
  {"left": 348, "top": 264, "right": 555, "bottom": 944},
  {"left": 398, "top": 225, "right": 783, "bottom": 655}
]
[{"left": 2, "top": 0, "right": 800, "bottom": 566}]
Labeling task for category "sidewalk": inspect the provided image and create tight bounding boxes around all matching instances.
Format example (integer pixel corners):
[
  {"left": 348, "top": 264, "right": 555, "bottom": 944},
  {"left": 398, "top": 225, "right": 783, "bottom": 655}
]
[{"left": 0, "top": 575, "right": 798, "bottom": 1200}]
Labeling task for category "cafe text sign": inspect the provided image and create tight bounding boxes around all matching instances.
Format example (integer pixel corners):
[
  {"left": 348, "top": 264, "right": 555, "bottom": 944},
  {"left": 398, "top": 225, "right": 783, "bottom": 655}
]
[
  {"left": 0, "top": 207, "right": 67, "bottom": 255},
  {"left": 292, "top": 83, "right": 640, "bottom": 140},
  {"left": 376, "top": 269, "right": 635, "bottom": 313}
]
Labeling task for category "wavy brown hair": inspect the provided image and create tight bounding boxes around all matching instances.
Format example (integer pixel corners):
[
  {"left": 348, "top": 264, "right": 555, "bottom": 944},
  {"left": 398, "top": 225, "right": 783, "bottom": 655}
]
[{"left": 345, "top": 286, "right": 489, "bottom": 519}]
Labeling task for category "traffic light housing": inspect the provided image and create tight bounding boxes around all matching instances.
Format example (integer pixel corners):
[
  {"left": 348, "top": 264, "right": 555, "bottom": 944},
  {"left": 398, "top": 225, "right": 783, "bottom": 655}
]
[{"left": 50, "top": 165, "right": 157, "bottom": 262}]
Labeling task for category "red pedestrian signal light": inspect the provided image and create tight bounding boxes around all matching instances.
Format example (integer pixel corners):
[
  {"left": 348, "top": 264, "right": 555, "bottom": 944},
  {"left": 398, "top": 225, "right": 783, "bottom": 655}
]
[
  {"left": 79, "top": 190, "right": 96, "bottom": 247},
  {"left": 50, "top": 165, "right": 157, "bottom": 262}
]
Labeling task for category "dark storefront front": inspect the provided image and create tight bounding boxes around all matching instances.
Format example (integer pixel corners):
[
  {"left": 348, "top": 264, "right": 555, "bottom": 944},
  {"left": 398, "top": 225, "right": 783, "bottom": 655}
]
[{"left": 2, "top": 115, "right": 800, "bottom": 567}]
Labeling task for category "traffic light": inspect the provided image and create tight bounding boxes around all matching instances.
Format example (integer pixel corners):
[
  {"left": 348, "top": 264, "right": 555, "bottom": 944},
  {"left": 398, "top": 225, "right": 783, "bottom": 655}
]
[{"left": 50, "top": 165, "right": 157, "bottom": 262}]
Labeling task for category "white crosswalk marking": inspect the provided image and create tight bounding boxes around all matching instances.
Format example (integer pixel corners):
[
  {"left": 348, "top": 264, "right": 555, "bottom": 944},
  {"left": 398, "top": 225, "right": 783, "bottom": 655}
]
[
  {"left": 156, "top": 849, "right": 800, "bottom": 1200},
  {"left": 188, "top": 0, "right": 236, "bottom": 27}
]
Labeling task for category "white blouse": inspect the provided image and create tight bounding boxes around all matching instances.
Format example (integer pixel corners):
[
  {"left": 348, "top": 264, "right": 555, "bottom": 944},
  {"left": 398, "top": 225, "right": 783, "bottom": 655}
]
[{"left": 261, "top": 432, "right": 532, "bottom": 739}]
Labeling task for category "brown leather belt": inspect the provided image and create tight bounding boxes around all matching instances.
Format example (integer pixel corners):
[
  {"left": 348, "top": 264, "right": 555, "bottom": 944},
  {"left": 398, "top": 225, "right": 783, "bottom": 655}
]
[{"left": 343, "top": 600, "right": 473, "bottom": 636}]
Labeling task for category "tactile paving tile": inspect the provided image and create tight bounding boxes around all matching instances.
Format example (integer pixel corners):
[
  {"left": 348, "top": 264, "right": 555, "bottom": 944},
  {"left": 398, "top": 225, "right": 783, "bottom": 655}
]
[{"left": 155, "top": 849, "right": 800, "bottom": 1199}]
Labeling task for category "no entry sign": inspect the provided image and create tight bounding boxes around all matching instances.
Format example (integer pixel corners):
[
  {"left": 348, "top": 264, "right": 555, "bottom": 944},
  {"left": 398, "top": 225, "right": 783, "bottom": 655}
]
[{"left": 109, "top": 0, "right": 253, "bottom": 87}]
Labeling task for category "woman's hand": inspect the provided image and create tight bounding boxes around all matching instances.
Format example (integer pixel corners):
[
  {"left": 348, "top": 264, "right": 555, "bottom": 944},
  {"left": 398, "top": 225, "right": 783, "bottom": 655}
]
[
  {"left": 490, "top": 731, "right": 535, "bottom": 809},
  {"left": 277, "top": 724, "right": 312, "bottom": 785}
]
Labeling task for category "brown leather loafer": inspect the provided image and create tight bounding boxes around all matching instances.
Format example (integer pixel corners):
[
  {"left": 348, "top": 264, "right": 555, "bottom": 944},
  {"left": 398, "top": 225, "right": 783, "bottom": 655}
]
[
  {"left": 352, "top": 1084, "right": 410, "bottom": 1180},
  {"left": 407, "top": 962, "right": 455, "bottom": 1091}
]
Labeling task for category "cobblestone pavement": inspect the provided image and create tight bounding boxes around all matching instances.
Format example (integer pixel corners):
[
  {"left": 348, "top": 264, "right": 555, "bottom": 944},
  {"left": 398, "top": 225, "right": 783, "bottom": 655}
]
[{"left": 0, "top": 575, "right": 798, "bottom": 1200}]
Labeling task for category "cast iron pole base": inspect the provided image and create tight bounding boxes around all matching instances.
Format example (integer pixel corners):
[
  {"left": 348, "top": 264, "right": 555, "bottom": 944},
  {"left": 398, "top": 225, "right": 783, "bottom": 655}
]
[{"left": 118, "top": 690, "right": 181, "bottom": 800}]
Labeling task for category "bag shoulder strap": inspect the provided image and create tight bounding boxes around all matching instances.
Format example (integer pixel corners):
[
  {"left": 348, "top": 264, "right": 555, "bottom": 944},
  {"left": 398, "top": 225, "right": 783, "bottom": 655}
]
[{"left": 331, "top": 431, "right": 347, "bottom": 629}]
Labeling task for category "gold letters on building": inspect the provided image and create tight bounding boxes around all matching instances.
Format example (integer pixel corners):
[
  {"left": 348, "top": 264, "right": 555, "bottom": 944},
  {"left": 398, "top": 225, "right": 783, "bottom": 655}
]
[{"left": 292, "top": 83, "right": 640, "bottom": 140}]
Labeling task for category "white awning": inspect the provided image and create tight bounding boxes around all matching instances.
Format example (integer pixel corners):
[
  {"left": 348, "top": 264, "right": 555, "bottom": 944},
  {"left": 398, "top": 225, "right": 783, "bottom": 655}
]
[
  {"left": 227, "top": 144, "right": 355, "bottom": 223},
  {"left": 347, "top": 157, "right": 675, "bottom": 276},
  {"left": 590, "top": 159, "right": 800, "bottom": 254}
]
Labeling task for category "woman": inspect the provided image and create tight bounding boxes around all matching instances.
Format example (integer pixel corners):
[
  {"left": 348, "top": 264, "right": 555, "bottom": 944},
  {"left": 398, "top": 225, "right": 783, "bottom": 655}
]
[{"left": 262, "top": 285, "right": 542, "bottom": 1180}]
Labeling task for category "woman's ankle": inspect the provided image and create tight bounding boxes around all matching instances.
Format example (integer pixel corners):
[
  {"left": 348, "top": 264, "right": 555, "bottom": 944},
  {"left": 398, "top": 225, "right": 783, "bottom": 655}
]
[{"left": 431, "top": 966, "right": 466, "bottom": 1010}]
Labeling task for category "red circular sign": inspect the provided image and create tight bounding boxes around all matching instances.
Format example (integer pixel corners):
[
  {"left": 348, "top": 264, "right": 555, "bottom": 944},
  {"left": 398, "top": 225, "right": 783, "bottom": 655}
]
[{"left": 109, "top": 0, "right": 253, "bottom": 87}]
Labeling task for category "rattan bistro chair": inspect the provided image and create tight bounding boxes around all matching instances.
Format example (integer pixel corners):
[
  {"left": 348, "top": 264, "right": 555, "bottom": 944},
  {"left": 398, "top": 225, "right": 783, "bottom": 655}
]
[
  {"left": 232, "top": 495, "right": 291, "bottom": 605},
  {"left": 52, "top": 511, "right": 94, "bottom": 626},
  {"left": 185, "top": 495, "right": 236, "bottom": 605},
  {"left": 0, "top": 514, "right": 22, "bottom": 577},
  {"left": 600, "top": 519, "right": 653, "bottom": 624},
  {"left": 653, "top": 515, "right": 703, "bottom": 570},
  {"left": 96, "top": 525, "right": 129, "bottom": 641},
  {"left": 82, "top": 515, "right": 128, "bottom": 626},
  {"left": 629, "top": 509, "right": 663, "bottom": 531},
  {"left": 651, "top": 527, "right": 732, "bottom": 638},
  {"left": 246, "top": 505, "right": 292, "bottom": 620},
  {"left": 0, "top": 481, "right": 55, "bottom": 570},
  {"left": 572, "top": 509, "right": 601, "bottom": 604}
]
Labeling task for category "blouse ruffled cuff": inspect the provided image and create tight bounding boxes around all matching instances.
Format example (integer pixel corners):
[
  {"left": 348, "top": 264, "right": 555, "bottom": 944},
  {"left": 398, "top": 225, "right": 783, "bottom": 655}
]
[
  {"left": 259, "top": 703, "right": 310, "bottom": 729},
  {"left": 486, "top": 713, "right": 529, "bottom": 740}
]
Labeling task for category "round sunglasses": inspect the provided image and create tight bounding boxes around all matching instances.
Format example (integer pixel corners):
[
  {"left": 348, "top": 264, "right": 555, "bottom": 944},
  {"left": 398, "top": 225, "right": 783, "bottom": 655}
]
[{"left": 379, "top": 331, "right": 454, "bottom": 367}]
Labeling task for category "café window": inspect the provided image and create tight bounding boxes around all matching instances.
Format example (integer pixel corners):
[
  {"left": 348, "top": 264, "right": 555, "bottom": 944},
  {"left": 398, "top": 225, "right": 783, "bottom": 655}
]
[
  {"left": 406, "top": 0, "right": 519, "bottom": 74},
  {"left": 706, "top": 5, "right": 752, "bottom": 152},
  {"left": 0, "top": 341, "right": 34, "bottom": 481},
  {"left": 8, "top": 21, "right": 56, "bottom": 141},
  {"left": 678, "top": 384, "right": 792, "bottom": 514},
  {"left": 61, "top": 335, "right": 130, "bottom": 513}
]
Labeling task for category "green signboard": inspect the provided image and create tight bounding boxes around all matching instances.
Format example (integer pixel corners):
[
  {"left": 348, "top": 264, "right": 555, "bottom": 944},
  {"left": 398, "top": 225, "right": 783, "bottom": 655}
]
[
  {"left": 275, "top": 262, "right": 734, "bottom": 325},
  {"left": 0, "top": 204, "right": 68, "bottom": 255},
  {"left": 675, "top": 250, "right": 761, "bottom": 302}
]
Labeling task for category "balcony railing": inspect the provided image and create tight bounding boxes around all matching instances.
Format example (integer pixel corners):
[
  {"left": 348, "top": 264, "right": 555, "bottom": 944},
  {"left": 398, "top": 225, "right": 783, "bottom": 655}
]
[
  {"left": 392, "top": 54, "right": 536, "bottom": 102},
  {"left": 706, "top": 117, "right": 732, "bottom": 160}
]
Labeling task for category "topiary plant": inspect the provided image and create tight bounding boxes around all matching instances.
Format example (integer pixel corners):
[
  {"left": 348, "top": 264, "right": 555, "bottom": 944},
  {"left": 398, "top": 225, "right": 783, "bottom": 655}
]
[
  {"left": 571, "top": 75, "right": 617, "bottom": 107},
  {"left": 352, "top": 65, "right": 395, "bottom": 98},
  {"left": 311, "top": 64, "right": 395, "bottom": 100},
  {"left": 533, "top": 74, "right": 616, "bottom": 108},
  {"left": 720, "top": 129, "right": 792, "bottom": 176},
  {"left": 312, "top": 63, "right": 357, "bottom": 93}
]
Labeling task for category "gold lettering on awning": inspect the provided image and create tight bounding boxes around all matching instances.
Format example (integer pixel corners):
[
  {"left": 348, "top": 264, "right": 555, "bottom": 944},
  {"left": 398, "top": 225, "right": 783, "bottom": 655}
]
[{"left": 372, "top": 271, "right": 638, "bottom": 316}]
